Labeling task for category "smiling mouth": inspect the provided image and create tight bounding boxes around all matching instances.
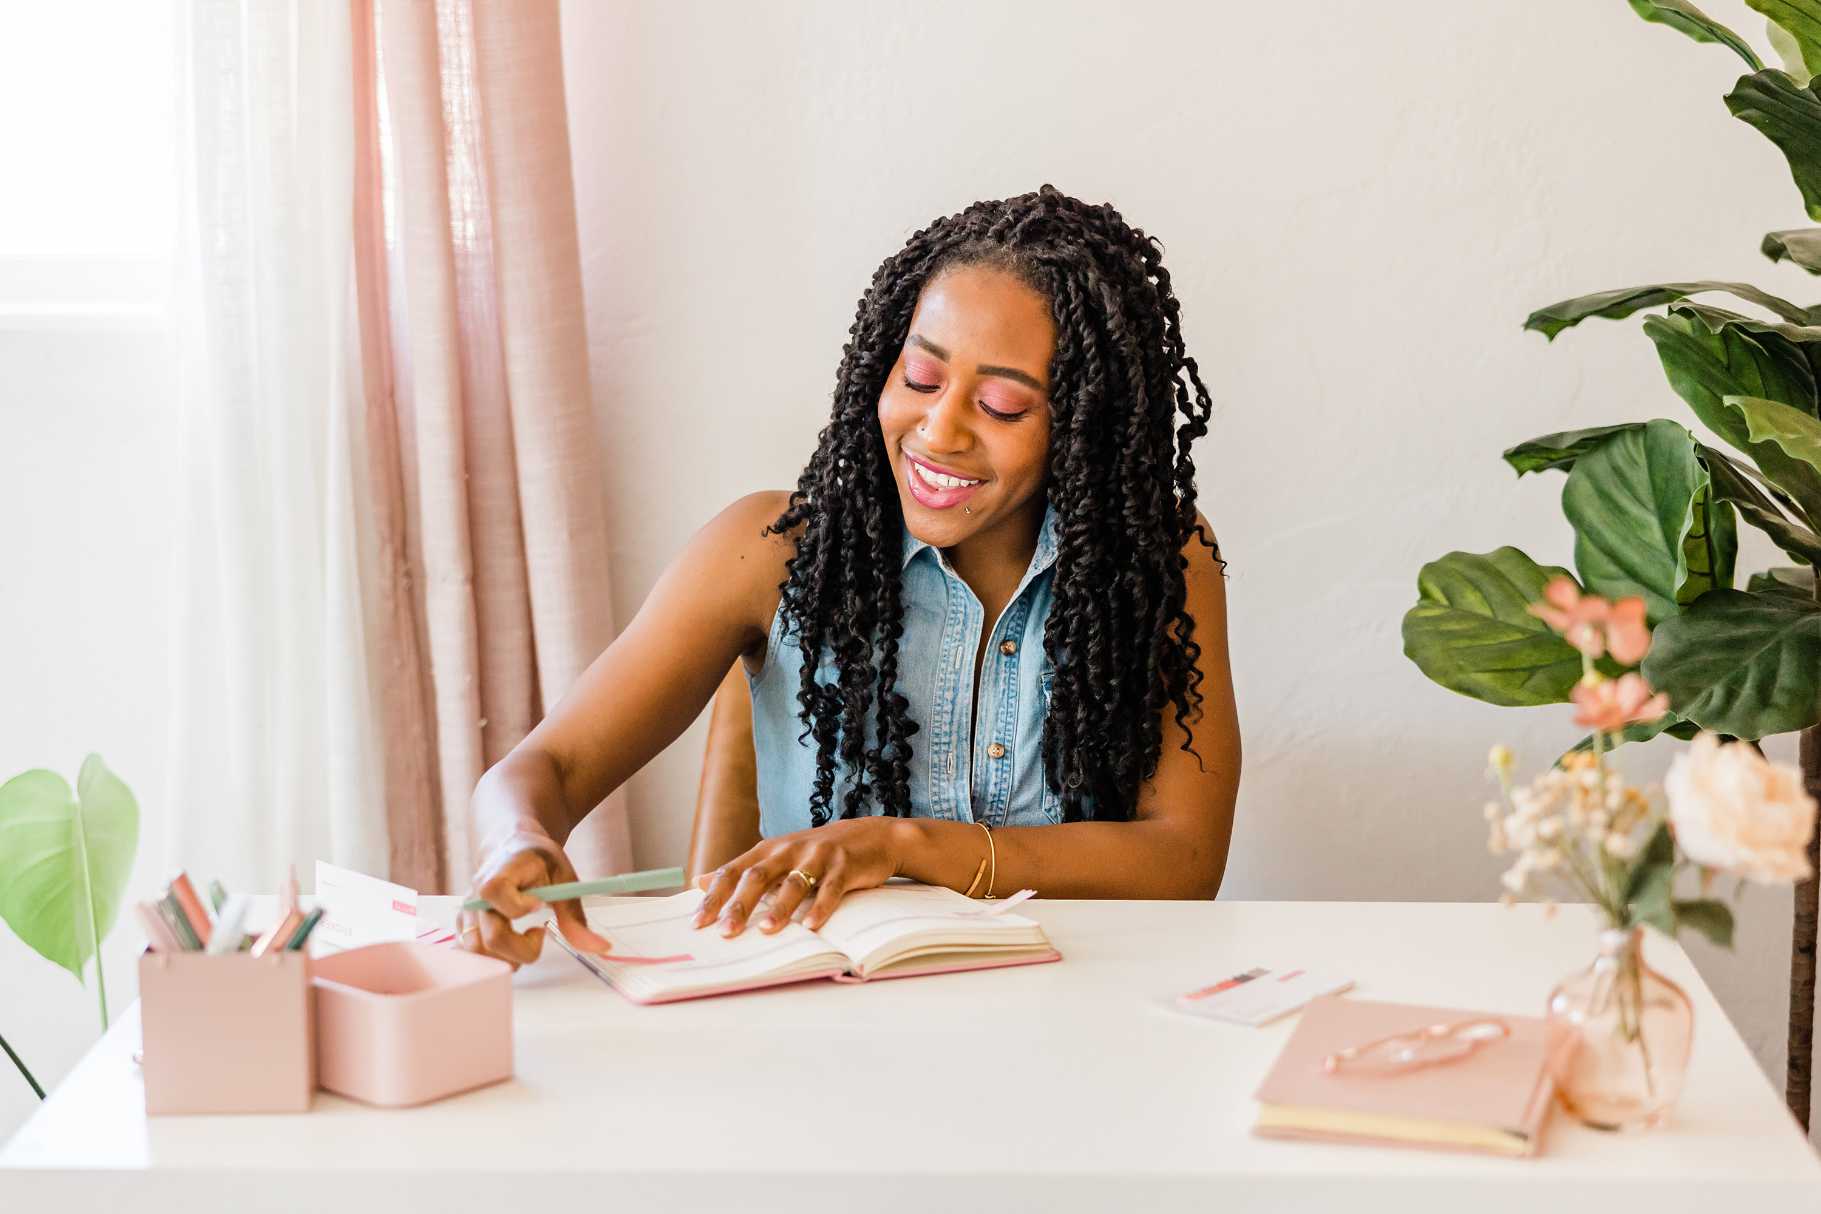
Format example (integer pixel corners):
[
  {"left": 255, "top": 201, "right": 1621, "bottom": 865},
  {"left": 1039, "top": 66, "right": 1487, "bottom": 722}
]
[{"left": 903, "top": 452, "right": 986, "bottom": 510}]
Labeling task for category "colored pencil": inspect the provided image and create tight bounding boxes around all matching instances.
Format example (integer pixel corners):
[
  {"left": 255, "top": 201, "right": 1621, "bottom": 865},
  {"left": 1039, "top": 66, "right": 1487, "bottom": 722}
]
[
  {"left": 136, "top": 901, "right": 181, "bottom": 953},
  {"left": 168, "top": 872, "right": 214, "bottom": 948},
  {"left": 283, "top": 907, "right": 325, "bottom": 951},
  {"left": 460, "top": 866, "right": 685, "bottom": 914}
]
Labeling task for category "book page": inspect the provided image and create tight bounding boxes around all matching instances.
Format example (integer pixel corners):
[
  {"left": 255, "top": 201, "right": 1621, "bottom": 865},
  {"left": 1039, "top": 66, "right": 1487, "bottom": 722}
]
[
  {"left": 810, "top": 884, "right": 1045, "bottom": 973},
  {"left": 573, "top": 890, "right": 844, "bottom": 1001}
]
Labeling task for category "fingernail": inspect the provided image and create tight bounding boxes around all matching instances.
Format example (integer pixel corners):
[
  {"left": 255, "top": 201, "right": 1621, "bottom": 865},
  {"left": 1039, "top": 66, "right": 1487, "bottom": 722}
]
[{"left": 760, "top": 916, "right": 777, "bottom": 932}]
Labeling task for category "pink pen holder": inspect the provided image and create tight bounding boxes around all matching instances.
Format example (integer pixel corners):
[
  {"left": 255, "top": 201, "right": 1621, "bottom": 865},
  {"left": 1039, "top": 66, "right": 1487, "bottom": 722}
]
[
  {"left": 138, "top": 950, "right": 316, "bottom": 1114},
  {"left": 311, "top": 941, "right": 513, "bottom": 1107}
]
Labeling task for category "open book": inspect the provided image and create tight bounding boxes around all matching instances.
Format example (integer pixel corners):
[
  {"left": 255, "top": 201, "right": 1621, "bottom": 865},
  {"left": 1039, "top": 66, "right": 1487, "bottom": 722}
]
[{"left": 548, "top": 883, "right": 1060, "bottom": 1004}]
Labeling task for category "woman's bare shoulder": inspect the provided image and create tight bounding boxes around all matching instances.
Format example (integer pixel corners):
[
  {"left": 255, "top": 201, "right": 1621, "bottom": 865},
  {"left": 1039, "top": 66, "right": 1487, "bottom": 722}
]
[{"left": 691, "top": 490, "right": 799, "bottom": 615}]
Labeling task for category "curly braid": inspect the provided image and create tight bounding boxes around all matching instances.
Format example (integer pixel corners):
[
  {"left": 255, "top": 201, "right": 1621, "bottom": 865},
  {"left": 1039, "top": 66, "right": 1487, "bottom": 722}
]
[{"left": 768, "top": 184, "right": 1223, "bottom": 825}]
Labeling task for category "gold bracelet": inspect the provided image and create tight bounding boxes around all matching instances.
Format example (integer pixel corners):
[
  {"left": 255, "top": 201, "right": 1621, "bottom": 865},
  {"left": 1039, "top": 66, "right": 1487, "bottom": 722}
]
[
  {"left": 962, "top": 857, "right": 988, "bottom": 899},
  {"left": 977, "top": 821, "right": 997, "bottom": 900}
]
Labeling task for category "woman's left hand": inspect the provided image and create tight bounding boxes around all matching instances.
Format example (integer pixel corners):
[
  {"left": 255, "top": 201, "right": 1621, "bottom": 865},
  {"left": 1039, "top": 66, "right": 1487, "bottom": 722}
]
[{"left": 692, "top": 817, "right": 903, "bottom": 936}]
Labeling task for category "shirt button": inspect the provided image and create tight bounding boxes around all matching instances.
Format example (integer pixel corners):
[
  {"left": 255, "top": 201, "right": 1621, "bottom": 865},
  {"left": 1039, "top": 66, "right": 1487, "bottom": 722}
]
[
  {"left": 999, "top": 640, "right": 1017, "bottom": 656},
  {"left": 987, "top": 742, "right": 1006, "bottom": 759}
]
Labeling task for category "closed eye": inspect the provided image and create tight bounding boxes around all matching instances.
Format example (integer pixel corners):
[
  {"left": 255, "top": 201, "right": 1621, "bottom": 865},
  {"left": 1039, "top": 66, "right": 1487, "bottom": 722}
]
[{"left": 901, "top": 376, "right": 1028, "bottom": 421}]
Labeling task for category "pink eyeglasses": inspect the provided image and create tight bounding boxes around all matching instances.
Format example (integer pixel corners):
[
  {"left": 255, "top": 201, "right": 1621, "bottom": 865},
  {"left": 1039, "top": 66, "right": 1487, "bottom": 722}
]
[{"left": 1323, "top": 1017, "right": 1510, "bottom": 1076}]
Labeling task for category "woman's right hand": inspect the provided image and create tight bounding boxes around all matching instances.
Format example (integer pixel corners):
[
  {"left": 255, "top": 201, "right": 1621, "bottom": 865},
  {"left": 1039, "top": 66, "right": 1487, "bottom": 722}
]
[{"left": 457, "top": 826, "right": 612, "bottom": 968}]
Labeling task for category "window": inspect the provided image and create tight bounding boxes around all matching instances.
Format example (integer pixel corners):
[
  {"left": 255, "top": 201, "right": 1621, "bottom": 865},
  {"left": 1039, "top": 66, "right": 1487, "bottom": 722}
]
[{"left": 0, "top": 0, "right": 177, "bottom": 327}]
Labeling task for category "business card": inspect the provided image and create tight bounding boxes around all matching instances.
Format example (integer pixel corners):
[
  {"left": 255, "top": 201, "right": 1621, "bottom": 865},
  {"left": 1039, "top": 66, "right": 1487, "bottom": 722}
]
[{"left": 1172, "top": 966, "right": 1355, "bottom": 1026}]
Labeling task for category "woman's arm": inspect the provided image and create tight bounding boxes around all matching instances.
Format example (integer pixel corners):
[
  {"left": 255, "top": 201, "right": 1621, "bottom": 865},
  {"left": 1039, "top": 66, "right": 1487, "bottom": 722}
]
[
  {"left": 462, "top": 491, "right": 792, "bottom": 964},
  {"left": 694, "top": 520, "right": 1241, "bottom": 935}
]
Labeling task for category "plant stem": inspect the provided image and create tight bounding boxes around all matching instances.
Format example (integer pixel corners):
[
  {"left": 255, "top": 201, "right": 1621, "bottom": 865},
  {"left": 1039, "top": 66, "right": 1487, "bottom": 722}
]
[
  {"left": 0, "top": 1029, "right": 45, "bottom": 1099},
  {"left": 1791, "top": 716, "right": 1820, "bottom": 1131},
  {"left": 71, "top": 796, "right": 108, "bottom": 1030}
]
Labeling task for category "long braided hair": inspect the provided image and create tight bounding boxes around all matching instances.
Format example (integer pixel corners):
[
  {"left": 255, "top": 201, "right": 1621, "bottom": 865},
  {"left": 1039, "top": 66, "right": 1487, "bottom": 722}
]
[{"left": 769, "top": 184, "right": 1222, "bottom": 825}]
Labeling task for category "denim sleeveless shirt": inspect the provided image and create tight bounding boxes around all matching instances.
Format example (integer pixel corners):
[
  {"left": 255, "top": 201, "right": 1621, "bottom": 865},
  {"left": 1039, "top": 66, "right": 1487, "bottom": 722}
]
[{"left": 747, "top": 503, "right": 1070, "bottom": 836}]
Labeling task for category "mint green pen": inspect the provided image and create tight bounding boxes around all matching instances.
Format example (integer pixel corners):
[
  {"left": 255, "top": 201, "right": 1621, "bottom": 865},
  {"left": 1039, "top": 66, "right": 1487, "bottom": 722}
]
[{"left": 460, "top": 866, "right": 685, "bottom": 914}]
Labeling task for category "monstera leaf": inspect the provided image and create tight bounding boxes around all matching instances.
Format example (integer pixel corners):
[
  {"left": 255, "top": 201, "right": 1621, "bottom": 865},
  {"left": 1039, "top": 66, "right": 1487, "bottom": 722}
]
[
  {"left": 1402, "top": 548, "right": 1587, "bottom": 706},
  {"left": 1644, "top": 589, "right": 1821, "bottom": 738},
  {"left": 1561, "top": 420, "right": 1737, "bottom": 623},
  {"left": 1727, "top": 69, "right": 1821, "bottom": 221},
  {"left": 0, "top": 756, "right": 139, "bottom": 1028},
  {"left": 1630, "top": 0, "right": 1765, "bottom": 67}
]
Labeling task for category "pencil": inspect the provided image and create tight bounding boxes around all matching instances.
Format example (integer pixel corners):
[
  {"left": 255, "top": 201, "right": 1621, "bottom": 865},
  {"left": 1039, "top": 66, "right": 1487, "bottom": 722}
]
[{"left": 460, "top": 866, "right": 685, "bottom": 914}]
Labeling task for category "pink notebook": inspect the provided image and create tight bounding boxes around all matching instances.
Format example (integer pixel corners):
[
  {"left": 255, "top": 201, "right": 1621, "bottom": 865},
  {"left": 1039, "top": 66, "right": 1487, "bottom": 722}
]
[
  {"left": 551, "top": 884, "right": 1060, "bottom": 1004},
  {"left": 1253, "top": 995, "right": 1564, "bottom": 1157}
]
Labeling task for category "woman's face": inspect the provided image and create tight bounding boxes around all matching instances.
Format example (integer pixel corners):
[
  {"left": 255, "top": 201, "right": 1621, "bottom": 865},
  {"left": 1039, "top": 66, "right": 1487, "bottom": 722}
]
[{"left": 877, "top": 264, "right": 1056, "bottom": 552}]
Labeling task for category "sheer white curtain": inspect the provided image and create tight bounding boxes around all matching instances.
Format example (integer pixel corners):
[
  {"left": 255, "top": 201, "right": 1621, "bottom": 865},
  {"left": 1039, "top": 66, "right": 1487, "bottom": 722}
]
[
  {"left": 165, "top": 0, "right": 633, "bottom": 893},
  {"left": 165, "top": 0, "right": 387, "bottom": 889}
]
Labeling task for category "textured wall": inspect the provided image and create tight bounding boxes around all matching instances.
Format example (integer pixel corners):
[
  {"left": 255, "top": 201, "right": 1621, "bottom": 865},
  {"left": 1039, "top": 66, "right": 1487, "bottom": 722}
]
[{"left": 560, "top": 0, "right": 1816, "bottom": 1136}]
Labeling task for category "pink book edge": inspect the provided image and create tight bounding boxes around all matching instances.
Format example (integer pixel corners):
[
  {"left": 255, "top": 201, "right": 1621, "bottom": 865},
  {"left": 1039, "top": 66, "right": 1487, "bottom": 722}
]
[{"left": 569, "top": 946, "right": 1064, "bottom": 1004}]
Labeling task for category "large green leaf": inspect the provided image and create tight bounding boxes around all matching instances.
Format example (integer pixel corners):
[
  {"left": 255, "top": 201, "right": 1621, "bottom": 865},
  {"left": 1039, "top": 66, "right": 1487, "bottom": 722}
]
[
  {"left": 1770, "top": 18, "right": 1818, "bottom": 84},
  {"left": 1402, "top": 548, "right": 1587, "bottom": 706},
  {"left": 1674, "top": 299, "right": 1821, "bottom": 346},
  {"left": 1673, "top": 898, "right": 1737, "bottom": 947},
  {"left": 1562, "top": 420, "right": 1737, "bottom": 622},
  {"left": 1562, "top": 712, "right": 1700, "bottom": 761},
  {"left": 1631, "top": 0, "right": 1766, "bottom": 68},
  {"left": 1749, "top": 564, "right": 1818, "bottom": 598},
  {"left": 1524, "top": 281, "right": 1809, "bottom": 339},
  {"left": 1642, "top": 588, "right": 1821, "bottom": 737},
  {"left": 1762, "top": 227, "right": 1821, "bottom": 271},
  {"left": 1700, "top": 443, "right": 1821, "bottom": 560},
  {"left": 1727, "top": 69, "right": 1821, "bottom": 221},
  {"left": 1503, "top": 423, "right": 1644, "bottom": 476},
  {"left": 1751, "top": 3, "right": 1821, "bottom": 78},
  {"left": 0, "top": 757, "right": 138, "bottom": 985},
  {"left": 1726, "top": 391, "right": 1821, "bottom": 465},
  {"left": 1643, "top": 312, "right": 1821, "bottom": 517}
]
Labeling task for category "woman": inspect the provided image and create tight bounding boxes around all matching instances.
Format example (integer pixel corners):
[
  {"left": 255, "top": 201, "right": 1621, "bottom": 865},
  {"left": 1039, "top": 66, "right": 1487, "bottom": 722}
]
[{"left": 461, "top": 185, "right": 1240, "bottom": 965}]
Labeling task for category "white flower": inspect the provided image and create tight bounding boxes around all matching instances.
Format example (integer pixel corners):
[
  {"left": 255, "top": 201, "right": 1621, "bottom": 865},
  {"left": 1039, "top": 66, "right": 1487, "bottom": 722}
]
[
  {"left": 1666, "top": 734, "right": 1817, "bottom": 884},
  {"left": 1603, "top": 830, "right": 1638, "bottom": 860}
]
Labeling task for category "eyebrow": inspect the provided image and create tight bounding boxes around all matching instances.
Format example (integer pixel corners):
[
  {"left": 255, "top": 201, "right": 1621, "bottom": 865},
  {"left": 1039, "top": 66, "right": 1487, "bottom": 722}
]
[{"left": 908, "top": 333, "right": 1045, "bottom": 393}]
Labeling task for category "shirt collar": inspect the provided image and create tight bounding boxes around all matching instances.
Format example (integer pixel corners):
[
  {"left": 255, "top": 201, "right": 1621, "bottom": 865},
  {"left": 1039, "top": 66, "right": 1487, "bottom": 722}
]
[{"left": 900, "top": 499, "right": 1060, "bottom": 577}]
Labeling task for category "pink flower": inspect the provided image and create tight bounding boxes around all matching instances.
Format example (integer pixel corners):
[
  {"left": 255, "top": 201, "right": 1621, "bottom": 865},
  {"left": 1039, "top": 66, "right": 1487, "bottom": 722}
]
[
  {"left": 1606, "top": 597, "right": 1651, "bottom": 665},
  {"left": 1570, "top": 672, "right": 1670, "bottom": 733},
  {"left": 1527, "top": 578, "right": 1652, "bottom": 665}
]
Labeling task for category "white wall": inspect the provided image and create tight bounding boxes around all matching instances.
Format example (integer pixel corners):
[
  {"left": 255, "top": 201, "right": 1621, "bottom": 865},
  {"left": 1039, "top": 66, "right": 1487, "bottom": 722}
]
[
  {"left": 0, "top": 324, "right": 175, "bottom": 1140},
  {"left": 559, "top": 0, "right": 1816, "bottom": 1137}
]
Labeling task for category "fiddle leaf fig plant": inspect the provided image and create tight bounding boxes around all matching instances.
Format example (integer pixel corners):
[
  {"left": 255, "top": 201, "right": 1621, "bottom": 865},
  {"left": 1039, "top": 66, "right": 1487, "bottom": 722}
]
[
  {"left": 1402, "top": 0, "right": 1821, "bottom": 1125},
  {"left": 0, "top": 755, "right": 139, "bottom": 1096}
]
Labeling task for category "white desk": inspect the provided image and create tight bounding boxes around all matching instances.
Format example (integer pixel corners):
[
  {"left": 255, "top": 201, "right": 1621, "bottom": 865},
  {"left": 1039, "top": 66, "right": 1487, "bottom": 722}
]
[{"left": 2, "top": 899, "right": 1816, "bottom": 1211}]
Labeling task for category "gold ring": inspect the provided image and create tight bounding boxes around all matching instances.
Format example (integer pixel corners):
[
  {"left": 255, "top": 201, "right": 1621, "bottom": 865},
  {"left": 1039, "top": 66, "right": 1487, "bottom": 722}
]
[{"left": 787, "top": 869, "right": 818, "bottom": 891}]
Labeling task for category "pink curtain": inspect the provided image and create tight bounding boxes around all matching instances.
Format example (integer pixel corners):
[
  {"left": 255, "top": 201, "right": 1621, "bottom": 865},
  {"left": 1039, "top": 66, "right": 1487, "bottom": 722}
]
[{"left": 348, "top": 0, "right": 630, "bottom": 891}]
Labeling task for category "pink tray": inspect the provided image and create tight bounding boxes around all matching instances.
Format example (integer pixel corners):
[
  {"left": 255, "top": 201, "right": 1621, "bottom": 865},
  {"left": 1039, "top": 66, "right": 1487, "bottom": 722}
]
[{"left": 311, "top": 941, "right": 512, "bottom": 1107}]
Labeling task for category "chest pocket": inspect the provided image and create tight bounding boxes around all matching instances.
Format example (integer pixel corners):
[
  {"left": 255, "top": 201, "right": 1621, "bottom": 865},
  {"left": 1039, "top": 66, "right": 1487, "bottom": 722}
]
[{"left": 1036, "top": 670, "right": 1063, "bottom": 825}]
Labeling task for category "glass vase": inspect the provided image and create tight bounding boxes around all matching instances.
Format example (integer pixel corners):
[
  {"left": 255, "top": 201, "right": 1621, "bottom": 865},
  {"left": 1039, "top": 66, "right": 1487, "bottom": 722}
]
[{"left": 1544, "top": 926, "right": 1694, "bottom": 1131}]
